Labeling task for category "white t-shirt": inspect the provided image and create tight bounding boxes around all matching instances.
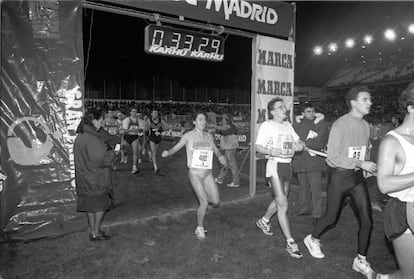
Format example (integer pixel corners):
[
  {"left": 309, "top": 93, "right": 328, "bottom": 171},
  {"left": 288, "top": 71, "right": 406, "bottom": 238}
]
[{"left": 255, "top": 120, "right": 299, "bottom": 163}]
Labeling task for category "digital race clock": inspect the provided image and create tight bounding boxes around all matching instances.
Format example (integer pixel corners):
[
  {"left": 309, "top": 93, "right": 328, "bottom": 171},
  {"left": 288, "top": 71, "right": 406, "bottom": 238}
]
[{"left": 144, "top": 24, "right": 224, "bottom": 62}]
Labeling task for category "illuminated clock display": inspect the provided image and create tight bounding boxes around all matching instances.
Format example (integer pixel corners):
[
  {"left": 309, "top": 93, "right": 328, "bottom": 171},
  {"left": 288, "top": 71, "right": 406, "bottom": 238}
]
[{"left": 144, "top": 24, "right": 224, "bottom": 62}]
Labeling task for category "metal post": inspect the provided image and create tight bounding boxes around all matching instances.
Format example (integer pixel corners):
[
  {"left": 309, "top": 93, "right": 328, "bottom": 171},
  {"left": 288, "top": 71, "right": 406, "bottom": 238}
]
[
  {"left": 152, "top": 74, "right": 156, "bottom": 100},
  {"left": 119, "top": 79, "right": 122, "bottom": 101},
  {"left": 249, "top": 37, "right": 257, "bottom": 197},
  {"left": 103, "top": 79, "right": 106, "bottom": 100},
  {"left": 170, "top": 79, "right": 173, "bottom": 100},
  {"left": 134, "top": 77, "right": 137, "bottom": 100}
]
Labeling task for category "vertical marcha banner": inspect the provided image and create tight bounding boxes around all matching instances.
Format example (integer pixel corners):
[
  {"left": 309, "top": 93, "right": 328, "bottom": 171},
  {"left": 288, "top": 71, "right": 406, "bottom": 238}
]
[
  {"left": 249, "top": 35, "right": 295, "bottom": 196},
  {"left": 0, "top": 0, "right": 85, "bottom": 241}
]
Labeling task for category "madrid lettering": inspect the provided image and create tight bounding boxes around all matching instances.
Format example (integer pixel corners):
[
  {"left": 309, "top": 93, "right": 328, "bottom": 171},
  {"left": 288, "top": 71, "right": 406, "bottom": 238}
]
[
  {"left": 257, "top": 49, "right": 293, "bottom": 69},
  {"left": 178, "top": 0, "right": 278, "bottom": 24},
  {"left": 257, "top": 79, "right": 293, "bottom": 96}
]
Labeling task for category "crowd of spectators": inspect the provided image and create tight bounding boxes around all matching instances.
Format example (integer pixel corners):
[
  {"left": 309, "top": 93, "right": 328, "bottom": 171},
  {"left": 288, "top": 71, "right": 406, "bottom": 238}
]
[
  {"left": 316, "top": 81, "right": 409, "bottom": 123},
  {"left": 85, "top": 100, "right": 251, "bottom": 122},
  {"left": 326, "top": 51, "right": 414, "bottom": 87}
]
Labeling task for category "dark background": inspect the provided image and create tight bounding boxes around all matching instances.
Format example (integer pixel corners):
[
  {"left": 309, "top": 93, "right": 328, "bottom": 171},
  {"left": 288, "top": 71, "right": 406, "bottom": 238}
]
[{"left": 83, "top": 1, "right": 414, "bottom": 101}]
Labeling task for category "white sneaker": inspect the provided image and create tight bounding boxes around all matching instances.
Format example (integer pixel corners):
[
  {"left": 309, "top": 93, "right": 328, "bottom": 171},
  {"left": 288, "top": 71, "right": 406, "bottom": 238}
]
[
  {"left": 195, "top": 226, "right": 206, "bottom": 240},
  {"left": 138, "top": 158, "right": 142, "bottom": 164},
  {"left": 352, "top": 256, "right": 375, "bottom": 278},
  {"left": 227, "top": 182, "right": 240, "bottom": 188},
  {"left": 304, "top": 234, "right": 325, "bottom": 259},
  {"left": 214, "top": 178, "right": 223, "bottom": 185},
  {"left": 131, "top": 166, "right": 138, "bottom": 174},
  {"left": 286, "top": 241, "right": 303, "bottom": 259},
  {"left": 256, "top": 218, "right": 274, "bottom": 236}
]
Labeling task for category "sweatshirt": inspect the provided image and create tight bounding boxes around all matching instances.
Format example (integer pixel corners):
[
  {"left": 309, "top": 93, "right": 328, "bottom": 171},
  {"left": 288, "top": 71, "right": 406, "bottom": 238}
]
[
  {"left": 326, "top": 113, "right": 370, "bottom": 169},
  {"left": 292, "top": 117, "right": 329, "bottom": 173}
]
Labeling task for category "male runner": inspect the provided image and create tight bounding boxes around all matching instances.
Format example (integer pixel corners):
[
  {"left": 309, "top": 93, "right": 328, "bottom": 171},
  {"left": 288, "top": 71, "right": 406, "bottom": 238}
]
[
  {"left": 255, "top": 97, "right": 305, "bottom": 258},
  {"left": 304, "top": 86, "right": 377, "bottom": 278},
  {"left": 376, "top": 82, "right": 414, "bottom": 278}
]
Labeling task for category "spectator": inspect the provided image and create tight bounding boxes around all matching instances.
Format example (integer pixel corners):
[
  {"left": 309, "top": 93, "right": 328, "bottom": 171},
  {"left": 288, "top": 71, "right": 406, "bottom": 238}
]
[{"left": 74, "top": 108, "right": 116, "bottom": 241}]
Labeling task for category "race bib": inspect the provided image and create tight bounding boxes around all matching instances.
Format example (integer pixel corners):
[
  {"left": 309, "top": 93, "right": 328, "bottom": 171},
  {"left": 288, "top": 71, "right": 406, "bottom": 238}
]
[
  {"left": 191, "top": 149, "right": 213, "bottom": 169},
  {"left": 348, "top": 146, "right": 366, "bottom": 160},
  {"left": 108, "top": 127, "right": 118, "bottom": 135},
  {"left": 277, "top": 134, "right": 294, "bottom": 157},
  {"left": 130, "top": 125, "right": 139, "bottom": 130}
]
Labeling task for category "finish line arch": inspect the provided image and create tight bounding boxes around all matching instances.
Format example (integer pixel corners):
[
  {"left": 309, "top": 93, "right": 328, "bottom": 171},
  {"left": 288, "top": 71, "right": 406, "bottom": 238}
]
[{"left": 0, "top": 0, "right": 295, "bottom": 241}]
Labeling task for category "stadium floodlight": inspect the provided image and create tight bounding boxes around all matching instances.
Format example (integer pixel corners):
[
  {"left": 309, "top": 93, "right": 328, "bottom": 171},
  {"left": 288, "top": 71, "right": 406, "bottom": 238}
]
[
  {"left": 364, "top": 35, "right": 373, "bottom": 44},
  {"left": 384, "top": 29, "right": 396, "bottom": 41},
  {"left": 328, "top": 43, "right": 338, "bottom": 52},
  {"left": 313, "top": 46, "right": 323, "bottom": 55},
  {"left": 345, "top": 38, "right": 355, "bottom": 48},
  {"left": 408, "top": 24, "right": 414, "bottom": 34}
]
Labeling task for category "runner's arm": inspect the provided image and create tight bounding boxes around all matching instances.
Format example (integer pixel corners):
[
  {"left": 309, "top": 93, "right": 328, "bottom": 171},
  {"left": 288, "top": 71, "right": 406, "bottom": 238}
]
[
  {"left": 256, "top": 144, "right": 281, "bottom": 157},
  {"left": 162, "top": 134, "right": 187, "bottom": 157},
  {"left": 120, "top": 118, "right": 130, "bottom": 134},
  {"left": 377, "top": 135, "right": 414, "bottom": 194}
]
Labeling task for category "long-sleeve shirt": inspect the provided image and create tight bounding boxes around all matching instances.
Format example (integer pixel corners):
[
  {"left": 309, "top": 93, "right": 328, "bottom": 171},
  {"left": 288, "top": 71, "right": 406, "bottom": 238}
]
[{"left": 326, "top": 113, "right": 370, "bottom": 169}]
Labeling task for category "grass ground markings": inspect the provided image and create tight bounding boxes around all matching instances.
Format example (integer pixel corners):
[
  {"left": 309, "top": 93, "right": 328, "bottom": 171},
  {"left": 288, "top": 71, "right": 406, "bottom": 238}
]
[{"left": 0, "top": 142, "right": 398, "bottom": 278}]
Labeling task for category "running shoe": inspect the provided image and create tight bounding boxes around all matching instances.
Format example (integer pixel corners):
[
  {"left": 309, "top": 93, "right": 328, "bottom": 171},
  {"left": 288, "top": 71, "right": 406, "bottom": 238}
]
[
  {"left": 256, "top": 218, "right": 274, "bottom": 236},
  {"left": 352, "top": 256, "right": 376, "bottom": 278},
  {"left": 131, "top": 166, "right": 138, "bottom": 174},
  {"left": 195, "top": 226, "right": 206, "bottom": 240},
  {"left": 286, "top": 241, "right": 303, "bottom": 259},
  {"left": 138, "top": 158, "right": 142, "bottom": 164},
  {"left": 227, "top": 182, "right": 240, "bottom": 188},
  {"left": 214, "top": 178, "right": 223, "bottom": 185},
  {"left": 303, "top": 234, "right": 325, "bottom": 258}
]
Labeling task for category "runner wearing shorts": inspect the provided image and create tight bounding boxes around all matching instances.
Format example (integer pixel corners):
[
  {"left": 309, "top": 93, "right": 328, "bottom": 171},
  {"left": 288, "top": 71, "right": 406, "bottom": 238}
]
[
  {"left": 303, "top": 86, "right": 377, "bottom": 278},
  {"left": 161, "top": 111, "right": 226, "bottom": 240},
  {"left": 255, "top": 97, "right": 305, "bottom": 259},
  {"left": 149, "top": 110, "right": 169, "bottom": 174},
  {"left": 121, "top": 107, "right": 142, "bottom": 174},
  {"left": 376, "top": 82, "right": 414, "bottom": 279}
]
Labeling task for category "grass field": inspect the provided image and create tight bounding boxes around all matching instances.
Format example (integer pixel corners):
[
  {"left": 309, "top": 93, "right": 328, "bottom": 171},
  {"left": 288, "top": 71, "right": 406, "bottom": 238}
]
[{"left": 0, "top": 142, "right": 398, "bottom": 278}]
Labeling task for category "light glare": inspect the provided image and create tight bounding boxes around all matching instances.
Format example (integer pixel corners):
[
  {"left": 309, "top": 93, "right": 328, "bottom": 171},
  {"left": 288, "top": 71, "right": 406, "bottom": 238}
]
[
  {"left": 384, "top": 29, "right": 396, "bottom": 41},
  {"left": 364, "top": 35, "right": 373, "bottom": 44},
  {"left": 313, "top": 46, "right": 323, "bottom": 55},
  {"left": 408, "top": 24, "right": 414, "bottom": 34},
  {"left": 328, "top": 43, "right": 338, "bottom": 52},
  {"left": 345, "top": 39, "right": 355, "bottom": 48}
]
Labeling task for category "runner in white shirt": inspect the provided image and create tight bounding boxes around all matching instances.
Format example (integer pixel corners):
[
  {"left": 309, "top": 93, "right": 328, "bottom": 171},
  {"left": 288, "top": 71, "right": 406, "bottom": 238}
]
[
  {"left": 255, "top": 97, "right": 305, "bottom": 258},
  {"left": 376, "top": 82, "right": 414, "bottom": 279},
  {"left": 161, "top": 111, "right": 226, "bottom": 240}
]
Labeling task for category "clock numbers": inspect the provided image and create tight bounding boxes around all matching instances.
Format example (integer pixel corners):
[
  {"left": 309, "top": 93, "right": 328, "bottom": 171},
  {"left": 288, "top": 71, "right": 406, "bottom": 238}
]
[
  {"left": 198, "top": 37, "right": 209, "bottom": 52},
  {"left": 183, "top": 34, "right": 194, "bottom": 51},
  {"left": 211, "top": 39, "right": 221, "bottom": 54},
  {"left": 152, "top": 30, "right": 164, "bottom": 47},
  {"left": 145, "top": 25, "right": 224, "bottom": 61},
  {"left": 171, "top": 32, "right": 181, "bottom": 48}
]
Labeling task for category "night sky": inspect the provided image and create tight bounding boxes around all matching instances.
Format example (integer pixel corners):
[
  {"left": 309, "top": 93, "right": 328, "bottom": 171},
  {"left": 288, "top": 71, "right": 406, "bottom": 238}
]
[{"left": 83, "top": 1, "right": 414, "bottom": 93}]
